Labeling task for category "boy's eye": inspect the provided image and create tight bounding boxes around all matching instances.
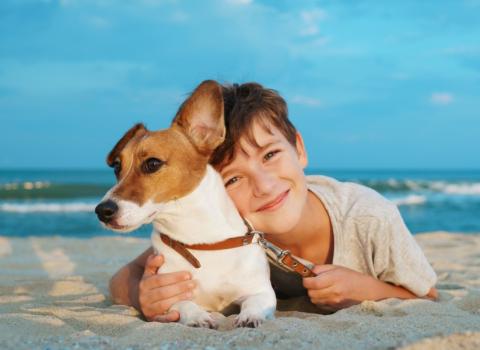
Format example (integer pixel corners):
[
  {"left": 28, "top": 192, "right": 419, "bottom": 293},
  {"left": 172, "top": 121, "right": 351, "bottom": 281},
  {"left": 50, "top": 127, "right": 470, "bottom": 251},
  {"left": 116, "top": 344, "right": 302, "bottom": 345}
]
[
  {"left": 264, "top": 150, "right": 279, "bottom": 161},
  {"left": 225, "top": 176, "right": 239, "bottom": 187}
]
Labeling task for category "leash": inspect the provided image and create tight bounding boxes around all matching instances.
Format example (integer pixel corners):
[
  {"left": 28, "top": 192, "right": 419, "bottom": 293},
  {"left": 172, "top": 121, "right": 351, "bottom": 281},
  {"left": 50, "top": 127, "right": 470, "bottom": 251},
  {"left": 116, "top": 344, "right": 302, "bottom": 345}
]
[
  {"left": 242, "top": 219, "right": 316, "bottom": 278},
  {"left": 159, "top": 220, "right": 316, "bottom": 278}
]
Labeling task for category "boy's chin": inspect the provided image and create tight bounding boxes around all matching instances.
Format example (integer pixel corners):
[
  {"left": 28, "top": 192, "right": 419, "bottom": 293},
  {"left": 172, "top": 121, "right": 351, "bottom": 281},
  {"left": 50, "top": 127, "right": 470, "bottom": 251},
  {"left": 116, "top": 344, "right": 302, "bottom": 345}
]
[{"left": 253, "top": 215, "right": 301, "bottom": 236}]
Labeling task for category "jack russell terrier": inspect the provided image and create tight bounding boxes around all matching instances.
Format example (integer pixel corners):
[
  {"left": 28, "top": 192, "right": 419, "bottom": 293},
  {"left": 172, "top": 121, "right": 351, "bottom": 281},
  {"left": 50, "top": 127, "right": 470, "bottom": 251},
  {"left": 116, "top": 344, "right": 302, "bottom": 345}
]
[{"left": 95, "top": 80, "right": 276, "bottom": 328}]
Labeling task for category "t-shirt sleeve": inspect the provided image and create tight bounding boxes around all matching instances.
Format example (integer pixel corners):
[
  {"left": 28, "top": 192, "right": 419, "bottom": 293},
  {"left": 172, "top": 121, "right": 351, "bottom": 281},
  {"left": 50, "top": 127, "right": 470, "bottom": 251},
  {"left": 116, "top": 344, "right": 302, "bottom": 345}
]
[{"left": 371, "top": 203, "right": 437, "bottom": 297}]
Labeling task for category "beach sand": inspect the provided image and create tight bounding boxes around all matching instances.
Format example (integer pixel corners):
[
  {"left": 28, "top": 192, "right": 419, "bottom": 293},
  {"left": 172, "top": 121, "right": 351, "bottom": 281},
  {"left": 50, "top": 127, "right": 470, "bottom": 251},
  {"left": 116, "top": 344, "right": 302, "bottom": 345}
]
[{"left": 0, "top": 232, "right": 479, "bottom": 349}]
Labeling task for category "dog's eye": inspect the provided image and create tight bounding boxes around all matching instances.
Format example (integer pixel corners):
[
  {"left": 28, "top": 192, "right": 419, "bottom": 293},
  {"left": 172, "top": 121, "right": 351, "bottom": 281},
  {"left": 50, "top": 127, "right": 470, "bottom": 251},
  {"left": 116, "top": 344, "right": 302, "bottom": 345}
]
[
  {"left": 112, "top": 160, "right": 121, "bottom": 177},
  {"left": 142, "top": 158, "right": 164, "bottom": 174}
]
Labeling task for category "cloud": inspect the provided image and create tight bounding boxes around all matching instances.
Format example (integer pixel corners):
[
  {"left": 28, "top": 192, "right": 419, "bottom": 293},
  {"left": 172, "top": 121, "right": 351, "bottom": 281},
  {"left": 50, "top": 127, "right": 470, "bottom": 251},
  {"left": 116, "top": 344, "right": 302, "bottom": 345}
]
[
  {"left": 227, "top": 0, "right": 253, "bottom": 5},
  {"left": 430, "top": 92, "right": 454, "bottom": 105},
  {"left": 170, "top": 11, "right": 189, "bottom": 22},
  {"left": 86, "top": 16, "right": 111, "bottom": 29},
  {"left": 391, "top": 72, "right": 410, "bottom": 81},
  {"left": 291, "top": 95, "right": 323, "bottom": 107},
  {"left": 0, "top": 60, "right": 149, "bottom": 96},
  {"left": 299, "top": 9, "right": 327, "bottom": 36}
]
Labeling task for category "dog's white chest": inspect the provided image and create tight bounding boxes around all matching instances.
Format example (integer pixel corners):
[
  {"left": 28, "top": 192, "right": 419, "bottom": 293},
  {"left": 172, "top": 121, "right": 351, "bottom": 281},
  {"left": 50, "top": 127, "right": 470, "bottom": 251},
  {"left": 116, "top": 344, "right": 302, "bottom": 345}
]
[{"left": 152, "top": 233, "right": 271, "bottom": 312}]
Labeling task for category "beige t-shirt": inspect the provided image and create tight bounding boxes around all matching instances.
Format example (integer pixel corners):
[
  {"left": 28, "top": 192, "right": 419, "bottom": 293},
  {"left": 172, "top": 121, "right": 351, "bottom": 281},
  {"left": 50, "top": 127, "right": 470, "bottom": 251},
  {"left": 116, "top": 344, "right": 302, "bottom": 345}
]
[{"left": 270, "top": 175, "right": 437, "bottom": 298}]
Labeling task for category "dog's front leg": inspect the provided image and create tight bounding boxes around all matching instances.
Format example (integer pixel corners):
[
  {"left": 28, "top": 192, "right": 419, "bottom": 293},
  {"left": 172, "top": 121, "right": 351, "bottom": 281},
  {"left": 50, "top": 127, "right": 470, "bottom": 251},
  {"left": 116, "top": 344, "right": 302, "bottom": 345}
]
[
  {"left": 234, "top": 289, "right": 276, "bottom": 328},
  {"left": 170, "top": 300, "right": 218, "bottom": 329}
]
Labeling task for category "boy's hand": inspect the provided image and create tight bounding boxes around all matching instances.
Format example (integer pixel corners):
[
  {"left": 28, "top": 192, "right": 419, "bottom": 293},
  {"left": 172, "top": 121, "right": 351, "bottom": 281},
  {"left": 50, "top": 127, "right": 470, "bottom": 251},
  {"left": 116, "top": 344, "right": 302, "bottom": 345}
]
[
  {"left": 303, "top": 265, "right": 373, "bottom": 310},
  {"left": 139, "top": 254, "right": 196, "bottom": 322}
]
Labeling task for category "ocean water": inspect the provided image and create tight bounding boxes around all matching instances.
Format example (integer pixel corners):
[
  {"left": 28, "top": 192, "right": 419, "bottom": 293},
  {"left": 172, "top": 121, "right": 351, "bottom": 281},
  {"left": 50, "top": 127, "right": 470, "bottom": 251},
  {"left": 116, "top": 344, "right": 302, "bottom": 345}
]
[{"left": 1, "top": 169, "right": 479, "bottom": 237}]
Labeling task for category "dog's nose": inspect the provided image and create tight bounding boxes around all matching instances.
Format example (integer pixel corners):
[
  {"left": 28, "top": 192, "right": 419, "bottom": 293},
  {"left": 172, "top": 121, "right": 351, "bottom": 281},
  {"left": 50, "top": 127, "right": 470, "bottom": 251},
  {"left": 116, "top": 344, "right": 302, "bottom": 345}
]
[{"left": 95, "top": 200, "right": 119, "bottom": 223}]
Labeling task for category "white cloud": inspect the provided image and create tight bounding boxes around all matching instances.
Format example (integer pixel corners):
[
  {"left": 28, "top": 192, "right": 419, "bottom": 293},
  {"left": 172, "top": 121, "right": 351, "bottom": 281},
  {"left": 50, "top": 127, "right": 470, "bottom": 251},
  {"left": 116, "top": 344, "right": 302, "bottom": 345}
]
[
  {"left": 291, "top": 95, "right": 323, "bottom": 107},
  {"left": 87, "top": 16, "right": 111, "bottom": 29},
  {"left": 170, "top": 11, "right": 189, "bottom": 22},
  {"left": 299, "top": 9, "right": 327, "bottom": 36},
  {"left": 228, "top": 0, "right": 253, "bottom": 5},
  {"left": 0, "top": 60, "right": 149, "bottom": 96},
  {"left": 391, "top": 72, "right": 410, "bottom": 81},
  {"left": 141, "top": 0, "right": 179, "bottom": 6},
  {"left": 430, "top": 92, "right": 454, "bottom": 105},
  {"left": 59, "top": 0, "right": 75, "bottom": 6}
]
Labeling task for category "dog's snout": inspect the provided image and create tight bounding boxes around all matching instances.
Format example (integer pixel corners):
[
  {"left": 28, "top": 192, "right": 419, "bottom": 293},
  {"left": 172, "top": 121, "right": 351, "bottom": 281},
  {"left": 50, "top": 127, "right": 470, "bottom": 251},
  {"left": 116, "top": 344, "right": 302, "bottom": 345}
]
[{"left": 95, "top": 200, "right": 119, "bottom": 223}]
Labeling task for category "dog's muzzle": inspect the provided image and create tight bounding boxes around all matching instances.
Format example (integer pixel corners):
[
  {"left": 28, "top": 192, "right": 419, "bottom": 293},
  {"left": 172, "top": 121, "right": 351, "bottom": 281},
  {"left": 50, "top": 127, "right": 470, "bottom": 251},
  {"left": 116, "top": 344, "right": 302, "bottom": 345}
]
[{"left": 95, "top": 200, "right": 119, "bottom": 223}]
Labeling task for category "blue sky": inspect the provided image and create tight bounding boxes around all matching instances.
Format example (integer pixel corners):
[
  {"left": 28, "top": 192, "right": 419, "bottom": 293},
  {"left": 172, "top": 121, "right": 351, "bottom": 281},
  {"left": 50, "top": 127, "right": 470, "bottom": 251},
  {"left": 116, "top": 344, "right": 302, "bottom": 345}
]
[{"left": 1, "top": 0, "right": 479, "bottom": 169}]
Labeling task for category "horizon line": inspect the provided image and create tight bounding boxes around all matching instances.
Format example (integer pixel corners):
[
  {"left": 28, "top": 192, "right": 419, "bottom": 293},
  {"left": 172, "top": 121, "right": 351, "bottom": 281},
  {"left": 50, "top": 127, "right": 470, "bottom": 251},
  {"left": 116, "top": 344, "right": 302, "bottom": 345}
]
[{"left": 2, "top": 167, "right": 480, "bottom": 172}]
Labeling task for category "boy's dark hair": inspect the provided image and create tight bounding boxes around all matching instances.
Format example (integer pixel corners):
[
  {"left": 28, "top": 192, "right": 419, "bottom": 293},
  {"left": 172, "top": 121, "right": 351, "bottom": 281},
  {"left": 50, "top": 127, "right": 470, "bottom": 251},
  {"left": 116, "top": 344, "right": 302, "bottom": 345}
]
[{"left": 209, "top": 82, "right": 297, "bottom": 169}]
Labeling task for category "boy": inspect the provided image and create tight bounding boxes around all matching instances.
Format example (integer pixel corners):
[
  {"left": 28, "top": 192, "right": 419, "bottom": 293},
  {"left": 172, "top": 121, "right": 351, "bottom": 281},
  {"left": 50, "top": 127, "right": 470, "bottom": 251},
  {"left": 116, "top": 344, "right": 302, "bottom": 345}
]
[{"left": 109, "top": 82, "right": 437, "bottom": 322}]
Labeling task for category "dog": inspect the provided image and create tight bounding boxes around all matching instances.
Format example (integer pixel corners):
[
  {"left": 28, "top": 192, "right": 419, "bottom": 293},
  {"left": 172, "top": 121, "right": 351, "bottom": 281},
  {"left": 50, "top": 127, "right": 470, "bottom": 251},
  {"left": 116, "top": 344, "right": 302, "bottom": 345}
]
[{"left": 95, "top": 80, "right": 276, "bottom": 328}]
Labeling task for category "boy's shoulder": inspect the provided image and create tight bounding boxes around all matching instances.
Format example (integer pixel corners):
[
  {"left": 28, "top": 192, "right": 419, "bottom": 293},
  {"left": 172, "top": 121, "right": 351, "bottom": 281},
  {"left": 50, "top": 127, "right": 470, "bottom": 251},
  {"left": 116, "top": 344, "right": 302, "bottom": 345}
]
[{"left": 306, "top": 175, "right": 397, "bottom": 219}]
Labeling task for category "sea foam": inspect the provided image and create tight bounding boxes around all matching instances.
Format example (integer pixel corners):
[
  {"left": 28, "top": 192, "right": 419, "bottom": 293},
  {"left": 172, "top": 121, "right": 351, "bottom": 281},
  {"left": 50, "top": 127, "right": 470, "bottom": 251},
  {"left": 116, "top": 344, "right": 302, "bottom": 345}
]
[
  {"left": 0, "top": 203, "right": 96, "bottom": 213},
  {"left": 391, "top": 195, "right": 427, "bottom": 206}
]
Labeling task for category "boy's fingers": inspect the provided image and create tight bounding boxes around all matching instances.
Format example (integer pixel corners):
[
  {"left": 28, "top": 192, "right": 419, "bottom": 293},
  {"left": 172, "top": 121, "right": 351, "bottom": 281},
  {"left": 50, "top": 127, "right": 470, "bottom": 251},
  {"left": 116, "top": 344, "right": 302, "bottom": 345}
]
[
  {"left": 303, "top": 273, "right": 333, "bottom": 290},
  {"left": 149, "top": 280, "right": 196, "bottom": 300},
  {"left": 311, "top": 264, "right": 337, "bottom": 275},
  {"left": 153, "top": 310, "right": 180, "bottom": 323},
  {"left": 151, "top": 291, "right": 193, "bottom": 316},
  {"left": 307, "top": 285, "right": 335, "bottom": 300},
  {"left": 142, "top": 271, "right": 192, "bottom": 290},
  {"left": 143, "top": 254, "right": 165, "bottom": 277}
]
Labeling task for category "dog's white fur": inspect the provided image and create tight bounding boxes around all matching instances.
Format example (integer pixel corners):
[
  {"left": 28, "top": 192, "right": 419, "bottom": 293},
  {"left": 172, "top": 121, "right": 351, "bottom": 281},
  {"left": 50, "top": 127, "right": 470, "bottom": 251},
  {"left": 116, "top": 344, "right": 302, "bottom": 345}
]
[{"left": 103, "top": 165, "right": 276, "bottom": 328}]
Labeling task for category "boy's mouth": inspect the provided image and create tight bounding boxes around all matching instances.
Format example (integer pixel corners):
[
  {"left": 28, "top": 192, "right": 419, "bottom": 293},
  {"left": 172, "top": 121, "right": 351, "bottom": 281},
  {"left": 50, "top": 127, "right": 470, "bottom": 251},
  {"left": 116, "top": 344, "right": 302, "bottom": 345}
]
[{"left": 256, "top": 190, "right": 290, "bottom": 212}]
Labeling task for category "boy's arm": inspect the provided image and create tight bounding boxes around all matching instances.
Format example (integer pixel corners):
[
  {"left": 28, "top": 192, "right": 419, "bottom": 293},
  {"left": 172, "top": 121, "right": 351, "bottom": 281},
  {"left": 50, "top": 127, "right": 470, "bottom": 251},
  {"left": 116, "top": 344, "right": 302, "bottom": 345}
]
[
  {"left": 367, "top": 278, "right": 438, "bottom": 301},
  {"left": 109, "top": 247, "right": 153, "bottom": 309},
  {"left": 303, "top": 264, "right": 437, "bottom": 310},
  {"left": 109, "top": 247, "right": 196, "bottom": 321}
]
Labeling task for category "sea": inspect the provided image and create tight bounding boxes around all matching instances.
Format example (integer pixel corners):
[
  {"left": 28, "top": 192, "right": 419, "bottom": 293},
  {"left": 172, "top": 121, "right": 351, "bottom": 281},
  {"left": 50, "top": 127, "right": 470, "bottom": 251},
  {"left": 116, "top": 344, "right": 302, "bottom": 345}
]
[{"left": 1, "top": 169, "right": 479, "bottom": 237}]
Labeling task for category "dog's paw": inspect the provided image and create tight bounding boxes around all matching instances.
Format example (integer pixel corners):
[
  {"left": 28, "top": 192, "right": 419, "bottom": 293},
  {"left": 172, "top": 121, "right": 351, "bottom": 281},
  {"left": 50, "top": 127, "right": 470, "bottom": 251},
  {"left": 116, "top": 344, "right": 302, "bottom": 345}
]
[
  {"left": 182, "top": 311, "right": 218, "bottom": 329},
  {"left": 233, "top": 314, "right": 265, "bottom": 328}
]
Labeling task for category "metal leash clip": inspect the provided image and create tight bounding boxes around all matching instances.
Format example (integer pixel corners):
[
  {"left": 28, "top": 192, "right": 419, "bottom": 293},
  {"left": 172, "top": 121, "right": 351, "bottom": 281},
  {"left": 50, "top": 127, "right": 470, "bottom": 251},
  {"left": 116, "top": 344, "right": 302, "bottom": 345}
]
[
  {"left": 256, "top": 232, "right": 316, "bottom": 278},
  {"left": 243, "top": 217, "right": 315, "bottom": 277},
  {"left": 257, "top": 233, "right": 287, "bottom": 260}
]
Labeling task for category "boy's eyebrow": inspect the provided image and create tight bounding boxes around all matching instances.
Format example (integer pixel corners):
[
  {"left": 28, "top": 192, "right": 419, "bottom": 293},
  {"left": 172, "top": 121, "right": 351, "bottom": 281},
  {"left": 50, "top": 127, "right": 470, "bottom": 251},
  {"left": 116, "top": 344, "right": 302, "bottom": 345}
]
[
  {"left": 220, "top": 141, "right": 281, "bottom": 178},
  {"left": 256, "top": 141, "right": 278, "bottom": 151},
  {"left": 238, "top": 140, "right": 280, "bottom": 158}
]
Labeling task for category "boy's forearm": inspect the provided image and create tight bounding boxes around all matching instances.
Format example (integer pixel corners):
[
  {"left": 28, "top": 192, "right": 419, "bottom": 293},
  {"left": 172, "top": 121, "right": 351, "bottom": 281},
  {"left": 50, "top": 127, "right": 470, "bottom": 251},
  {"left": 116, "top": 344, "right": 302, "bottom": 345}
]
[
  {"left": 366, "top": 276, "right": 437, "bottom": 301},
  {"left": 109, "top": 247, "right": 153, "bottom": 311},
  {"left": 109, "top": 263, "right": 143, "bottom": 311}
]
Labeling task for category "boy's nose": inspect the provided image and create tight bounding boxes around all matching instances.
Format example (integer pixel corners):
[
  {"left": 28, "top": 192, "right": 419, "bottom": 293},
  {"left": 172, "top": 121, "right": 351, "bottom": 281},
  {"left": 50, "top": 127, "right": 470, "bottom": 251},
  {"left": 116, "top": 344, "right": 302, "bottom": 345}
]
[{"left": 252, "top": 170, "right": 276, "bottom": 197}]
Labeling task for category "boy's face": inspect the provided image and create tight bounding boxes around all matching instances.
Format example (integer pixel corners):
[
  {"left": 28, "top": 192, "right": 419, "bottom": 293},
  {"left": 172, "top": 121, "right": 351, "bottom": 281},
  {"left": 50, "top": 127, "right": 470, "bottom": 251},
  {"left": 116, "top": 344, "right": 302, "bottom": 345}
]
[{"left": 219, "top": 121, "right": 309, "bottom": 236}]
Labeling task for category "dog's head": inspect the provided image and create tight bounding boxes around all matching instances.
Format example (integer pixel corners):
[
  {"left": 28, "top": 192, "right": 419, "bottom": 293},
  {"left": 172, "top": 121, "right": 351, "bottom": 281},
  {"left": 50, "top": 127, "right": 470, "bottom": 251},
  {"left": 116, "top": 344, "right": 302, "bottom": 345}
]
[{"left": 95, "top": 80, "right": 225, "bottom": 232}]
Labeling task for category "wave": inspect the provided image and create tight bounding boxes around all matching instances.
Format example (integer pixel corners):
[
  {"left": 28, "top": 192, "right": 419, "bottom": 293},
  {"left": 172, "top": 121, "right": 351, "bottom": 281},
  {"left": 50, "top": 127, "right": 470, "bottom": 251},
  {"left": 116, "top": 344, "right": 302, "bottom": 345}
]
[
  {"left": 357, "top": 179, "right": 480, "bottom": 195},
  {"left": 429, "top": 182, "right": 480, "bottom": 195},
  {"left": 390, "top": 195, "right": 427, "bottom": 206},
  {"left": 2, "top": 179, "right": 480, "bottom": 202},
  {"left": 0, "top": 182, "right": 110, "bottom": 200},
  {"left": 0, "top": 202, "right": 96, "bottom": 213}
]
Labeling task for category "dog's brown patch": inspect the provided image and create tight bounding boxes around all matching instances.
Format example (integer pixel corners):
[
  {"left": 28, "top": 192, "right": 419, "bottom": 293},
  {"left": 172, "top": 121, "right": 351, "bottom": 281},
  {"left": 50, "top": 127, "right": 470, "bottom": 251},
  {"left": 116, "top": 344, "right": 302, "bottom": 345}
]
[
  {"left": 107, "top": 80, "right": 225, "bottom": 206},
  {"left": 106, "top": 123, "right": 147, "bottom": 167},
  {"left": 173, "top": 80, "right": 225, "bottom": 156},
  {"left": 111, "top": 129, "right": 207, "bottom": 205}
]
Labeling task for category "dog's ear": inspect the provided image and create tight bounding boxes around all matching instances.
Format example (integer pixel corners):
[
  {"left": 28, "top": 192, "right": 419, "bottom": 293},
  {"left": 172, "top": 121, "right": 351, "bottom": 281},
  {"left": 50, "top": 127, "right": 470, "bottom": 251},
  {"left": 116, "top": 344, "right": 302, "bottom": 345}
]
[
  {"left": 172, "top": 80, "right": 225, "bottom": 156},
  {"left": 106, "top": 123, "right": 148, "bottom": 166}
]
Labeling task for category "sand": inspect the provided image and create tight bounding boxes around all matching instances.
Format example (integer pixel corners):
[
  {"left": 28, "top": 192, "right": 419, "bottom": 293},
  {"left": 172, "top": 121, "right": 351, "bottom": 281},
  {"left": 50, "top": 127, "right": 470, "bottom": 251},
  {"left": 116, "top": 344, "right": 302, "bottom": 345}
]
[{"left": 0, "top": 232, "right": 479, "bottom": 350}]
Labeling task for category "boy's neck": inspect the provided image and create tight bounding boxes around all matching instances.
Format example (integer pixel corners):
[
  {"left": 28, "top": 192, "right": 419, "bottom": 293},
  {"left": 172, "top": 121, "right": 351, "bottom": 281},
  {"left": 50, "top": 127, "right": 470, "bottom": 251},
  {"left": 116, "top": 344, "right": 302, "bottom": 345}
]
[{"left": 265, "top": 190, "right": 333, "bottom": 264}]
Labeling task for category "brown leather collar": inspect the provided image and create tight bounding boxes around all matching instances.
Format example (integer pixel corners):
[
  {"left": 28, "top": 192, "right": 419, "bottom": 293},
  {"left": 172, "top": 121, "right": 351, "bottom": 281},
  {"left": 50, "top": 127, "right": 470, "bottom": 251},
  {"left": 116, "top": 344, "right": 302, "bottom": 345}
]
[
  {"left": 159, "top": 231, "right": 316, "bottom": 278},
  {"left": 160, "top": 233, "right": 255, "bottom": 268}
]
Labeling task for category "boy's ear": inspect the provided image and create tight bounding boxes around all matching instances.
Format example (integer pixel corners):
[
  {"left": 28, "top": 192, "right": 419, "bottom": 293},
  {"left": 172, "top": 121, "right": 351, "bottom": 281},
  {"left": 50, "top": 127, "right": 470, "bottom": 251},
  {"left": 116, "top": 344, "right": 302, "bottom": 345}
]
[
  {"left": 295, "top": 132, "right": 308, "bottom": 169},
  {"left": 106, "top": 123, "right": 148, "bottom": 166},
  {"left": 172, "top": 80, "right": 225, "bottom": 156}
]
